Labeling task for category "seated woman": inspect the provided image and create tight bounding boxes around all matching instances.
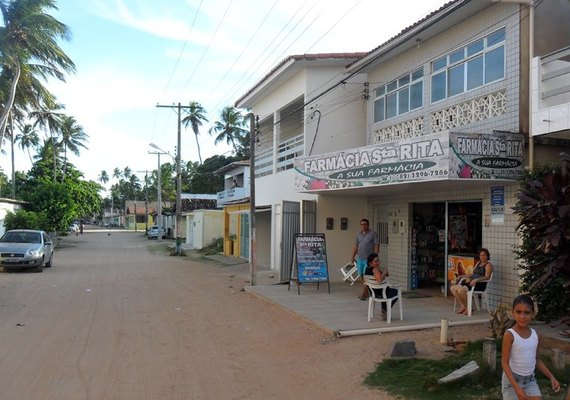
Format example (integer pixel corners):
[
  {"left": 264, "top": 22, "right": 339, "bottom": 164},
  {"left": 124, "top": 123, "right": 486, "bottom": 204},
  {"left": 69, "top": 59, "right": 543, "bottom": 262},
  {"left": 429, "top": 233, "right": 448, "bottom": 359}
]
[
  {"left": 450, "top": 248, "right": 493, "bottom": 315},
  {"left": 360, "top": 253, "right": 398, "bottom": 320}
]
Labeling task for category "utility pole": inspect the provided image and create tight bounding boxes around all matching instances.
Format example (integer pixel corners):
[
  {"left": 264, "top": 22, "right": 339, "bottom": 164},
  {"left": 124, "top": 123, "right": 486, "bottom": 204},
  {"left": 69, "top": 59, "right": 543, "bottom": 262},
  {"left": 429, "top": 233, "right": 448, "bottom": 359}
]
[
  {"left": 156, "top": 102, "right": 192, "bottom": 256},
  {"left": 137, "top": 170, "right": 150, "bottom": 234},
  {"left": 249, "top": 113, "right": 258, "bottom": 286}
]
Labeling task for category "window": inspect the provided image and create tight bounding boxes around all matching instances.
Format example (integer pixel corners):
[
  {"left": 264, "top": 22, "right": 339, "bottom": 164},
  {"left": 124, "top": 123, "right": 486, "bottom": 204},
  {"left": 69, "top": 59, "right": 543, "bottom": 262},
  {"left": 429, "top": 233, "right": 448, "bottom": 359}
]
[
  {"left": 430, "top": 27, "right": 506, "bottom": 103},
  {"left": 374, "top": 67, "right": 424, "bottom": 123}
]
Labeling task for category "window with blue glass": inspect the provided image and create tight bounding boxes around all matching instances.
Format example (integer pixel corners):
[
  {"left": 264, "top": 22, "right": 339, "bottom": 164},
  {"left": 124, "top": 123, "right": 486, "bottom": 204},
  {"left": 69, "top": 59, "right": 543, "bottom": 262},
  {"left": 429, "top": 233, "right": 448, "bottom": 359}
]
[
  {"left": 373, "top": 67, "right": 423, "bottom": 123},
  {"left": 430, "top": 27, "right": 505, "bottom": 103}
]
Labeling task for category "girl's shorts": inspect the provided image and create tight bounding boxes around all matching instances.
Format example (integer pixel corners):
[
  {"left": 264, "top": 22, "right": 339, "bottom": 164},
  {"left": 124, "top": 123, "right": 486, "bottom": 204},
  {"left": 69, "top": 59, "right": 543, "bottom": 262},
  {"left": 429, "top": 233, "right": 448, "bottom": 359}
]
[{"left": 501, "top": 371, "right": 541, "bottom": 399}]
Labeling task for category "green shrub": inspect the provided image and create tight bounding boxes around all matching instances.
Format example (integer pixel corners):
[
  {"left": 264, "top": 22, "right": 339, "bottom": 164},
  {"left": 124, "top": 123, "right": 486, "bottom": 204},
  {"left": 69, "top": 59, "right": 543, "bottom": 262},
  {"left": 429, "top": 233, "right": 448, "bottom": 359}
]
[
  {"left": 513, "top": 153, "right": 570, "bottom": 319},
  {"left": 3, "top": 210, "right": 48, "bottom": 231}
]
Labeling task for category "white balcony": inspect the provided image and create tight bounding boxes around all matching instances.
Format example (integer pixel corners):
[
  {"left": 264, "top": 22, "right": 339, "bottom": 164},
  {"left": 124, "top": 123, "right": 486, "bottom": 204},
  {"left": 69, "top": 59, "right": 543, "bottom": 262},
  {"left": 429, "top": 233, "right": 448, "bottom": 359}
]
[
  {"left": 216, "top": 187, "right": 250, "bottom": 207},
  {"left": 532, "top": 46, "right": 570, "bottom": 136},
  {"left": 254, "top": 133, "right": 304, "bottom": 178}
]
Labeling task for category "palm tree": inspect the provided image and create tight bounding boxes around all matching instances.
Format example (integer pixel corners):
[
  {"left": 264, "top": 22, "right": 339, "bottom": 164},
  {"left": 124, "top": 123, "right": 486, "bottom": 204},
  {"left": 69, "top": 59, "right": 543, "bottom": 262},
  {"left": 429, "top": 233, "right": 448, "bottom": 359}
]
[
  {"left": 0, "top": 0, "right": 75, "bottom": 149},
  {"left": 112, "top": 168, "right": 122, "bottom": 181},
  {"left": 209, "top": 107, "right": 248, "bottom": 155},
  {"left": 15, "top": 124, "right": 40, "bottom": 163},
  {"left": 181, "top": 101, "right": 208, "bottom": 164},
  {"left": 59, "top": 115, "right": 88, "bottom": 181},
  {"left": 98, "top": 170, "right": 109, "bottom": 186},
  {"left": 29, "top": 97, "right": 65, "bottom": 182},
  {"left": 123, "top": 166, "right": 132, "bottom": 179}
]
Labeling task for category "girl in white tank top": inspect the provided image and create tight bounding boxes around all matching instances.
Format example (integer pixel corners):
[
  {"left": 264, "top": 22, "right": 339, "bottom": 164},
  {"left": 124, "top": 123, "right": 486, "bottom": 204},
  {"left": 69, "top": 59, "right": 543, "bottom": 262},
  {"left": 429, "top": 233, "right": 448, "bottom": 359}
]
[{"left": 501, "top": 295, "right": 560, "bottom": 399}]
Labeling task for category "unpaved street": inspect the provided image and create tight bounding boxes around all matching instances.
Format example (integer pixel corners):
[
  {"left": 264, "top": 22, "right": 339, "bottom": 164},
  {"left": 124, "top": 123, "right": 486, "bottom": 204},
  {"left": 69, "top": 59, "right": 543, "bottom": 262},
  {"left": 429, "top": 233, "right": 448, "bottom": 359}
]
[{"left": 0, "top": 231, "right": 485, "bottom": 399}]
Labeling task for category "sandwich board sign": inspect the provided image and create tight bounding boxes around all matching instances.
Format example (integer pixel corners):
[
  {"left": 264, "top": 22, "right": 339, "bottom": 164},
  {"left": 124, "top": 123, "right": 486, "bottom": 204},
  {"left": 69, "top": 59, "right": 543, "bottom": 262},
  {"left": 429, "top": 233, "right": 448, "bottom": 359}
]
[{"left": 290, "top": 233, "right": 330, "bottom": 294}]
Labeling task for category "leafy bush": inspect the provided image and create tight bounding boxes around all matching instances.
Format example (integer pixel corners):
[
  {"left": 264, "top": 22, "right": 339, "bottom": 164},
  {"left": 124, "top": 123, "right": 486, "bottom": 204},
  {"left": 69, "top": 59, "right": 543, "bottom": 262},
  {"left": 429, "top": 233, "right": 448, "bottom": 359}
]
[
  {"left": 513, "top": 153, "right": 570, "bottom": 319},
  {"left": 3, "top": 209, "right": 48, "bottom": 231}
]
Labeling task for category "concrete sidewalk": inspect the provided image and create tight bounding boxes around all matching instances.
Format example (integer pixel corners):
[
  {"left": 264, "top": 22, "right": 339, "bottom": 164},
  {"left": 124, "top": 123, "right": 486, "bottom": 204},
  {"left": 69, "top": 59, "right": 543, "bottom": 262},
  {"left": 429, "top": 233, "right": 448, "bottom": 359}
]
[{"left": 203, "top": 253, "right": 570, "bottom": 349}]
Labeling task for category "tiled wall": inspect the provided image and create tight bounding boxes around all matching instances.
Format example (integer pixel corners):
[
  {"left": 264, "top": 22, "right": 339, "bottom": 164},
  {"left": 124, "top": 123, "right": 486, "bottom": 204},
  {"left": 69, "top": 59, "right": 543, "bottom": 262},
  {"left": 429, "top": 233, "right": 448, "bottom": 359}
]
[
  {"left": 371, "top": 181, "right": 521, "bottom": 309},
  {"left": 368, "top": 3, "right": 521, "bottom": 141}
]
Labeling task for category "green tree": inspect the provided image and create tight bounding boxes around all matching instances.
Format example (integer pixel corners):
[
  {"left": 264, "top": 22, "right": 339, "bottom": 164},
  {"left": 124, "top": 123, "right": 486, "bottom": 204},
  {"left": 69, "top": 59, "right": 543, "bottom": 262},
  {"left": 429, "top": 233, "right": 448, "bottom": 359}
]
[
  {"left": 182, "top": 101, "right": 208, "bottom": 164},
  {"left": 59, "top": 115, "right": 88, "bottom": 181},
  {"left": 209, "top": 107, "right": 248, "bottom": 155},
  {"left": 20, "top": 148, "right": 102, "bottom": 232},
  {"left": 0, "top": 0, "right": 75, "bottom": 149},
  {"left": 189, "top": 155, "right": 236, "bottom": 194}
]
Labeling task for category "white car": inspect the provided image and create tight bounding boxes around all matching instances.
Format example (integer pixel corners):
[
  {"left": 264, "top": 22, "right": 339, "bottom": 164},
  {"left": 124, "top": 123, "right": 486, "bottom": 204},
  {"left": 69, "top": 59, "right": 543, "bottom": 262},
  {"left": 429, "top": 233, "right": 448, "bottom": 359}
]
[
  {"left": 68, "top": 223, "right": 79, "bottom": 233},
  {"left": 147, "top": 226, "right": 166, "bottom": 239},
  {"left": 0, "top": 229, "right": 54, "bottom": 272}
]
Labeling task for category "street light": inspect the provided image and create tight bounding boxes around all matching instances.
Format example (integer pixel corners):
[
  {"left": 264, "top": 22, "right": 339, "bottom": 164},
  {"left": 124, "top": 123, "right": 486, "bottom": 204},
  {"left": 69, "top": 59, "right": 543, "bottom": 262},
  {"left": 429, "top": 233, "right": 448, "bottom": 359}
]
[{"left": 149, "top": 143, "right": 168, "bottom": 242}]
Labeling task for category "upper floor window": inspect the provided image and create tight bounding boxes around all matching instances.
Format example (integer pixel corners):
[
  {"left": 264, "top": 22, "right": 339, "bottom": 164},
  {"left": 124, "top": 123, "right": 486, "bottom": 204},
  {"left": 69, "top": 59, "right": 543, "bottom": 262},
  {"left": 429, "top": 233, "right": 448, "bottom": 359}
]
[
  {"left": 431, "top": 27, "right": 506, "bottom": 103},
  {"left": 374, "top": 67, "right": 424, "bottom": 123}
]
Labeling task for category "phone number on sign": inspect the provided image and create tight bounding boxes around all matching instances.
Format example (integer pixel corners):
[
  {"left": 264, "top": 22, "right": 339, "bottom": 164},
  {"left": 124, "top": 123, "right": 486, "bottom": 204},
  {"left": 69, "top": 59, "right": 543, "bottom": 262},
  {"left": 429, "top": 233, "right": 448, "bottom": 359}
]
[{"left": 394, "top": 169, "right": 448, "bottom": 180}]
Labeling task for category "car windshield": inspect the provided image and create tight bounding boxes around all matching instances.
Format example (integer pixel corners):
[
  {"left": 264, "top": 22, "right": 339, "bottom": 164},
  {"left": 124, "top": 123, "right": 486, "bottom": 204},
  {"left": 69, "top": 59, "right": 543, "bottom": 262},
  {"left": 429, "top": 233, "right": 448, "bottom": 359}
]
[{"left": 1, "top": 232, "right": 42, "bottom": 244}]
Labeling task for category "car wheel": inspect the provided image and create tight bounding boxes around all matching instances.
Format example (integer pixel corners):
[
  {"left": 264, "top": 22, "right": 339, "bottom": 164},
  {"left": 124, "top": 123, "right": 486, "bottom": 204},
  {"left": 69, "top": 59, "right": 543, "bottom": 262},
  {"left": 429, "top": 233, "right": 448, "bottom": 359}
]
[{"left": 45, "top": 255, "right": 53, "bottom": 268}]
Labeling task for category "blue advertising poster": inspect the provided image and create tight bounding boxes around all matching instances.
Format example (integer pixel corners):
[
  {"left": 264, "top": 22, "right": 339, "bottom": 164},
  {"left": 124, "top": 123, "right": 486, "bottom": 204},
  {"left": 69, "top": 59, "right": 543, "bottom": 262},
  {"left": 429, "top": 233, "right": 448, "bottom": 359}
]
[
  {"left": 294, "top": 234, "right": 329, "bottom": 283},
  {"left": 491, "top": 186, "right": 505, "bottom": 224}
]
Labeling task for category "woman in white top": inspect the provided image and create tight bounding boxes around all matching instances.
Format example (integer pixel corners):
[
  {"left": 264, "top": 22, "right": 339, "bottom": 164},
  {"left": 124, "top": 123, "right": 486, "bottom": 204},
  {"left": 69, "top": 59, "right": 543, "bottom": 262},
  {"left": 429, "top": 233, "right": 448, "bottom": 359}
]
[{"left": 501, "top": 294, "right": 560, "bottom": 399}]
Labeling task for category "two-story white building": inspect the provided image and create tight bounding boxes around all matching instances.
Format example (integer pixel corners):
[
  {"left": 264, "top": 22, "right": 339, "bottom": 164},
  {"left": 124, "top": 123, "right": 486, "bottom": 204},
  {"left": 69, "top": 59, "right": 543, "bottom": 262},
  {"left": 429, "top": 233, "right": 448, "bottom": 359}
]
[
  {"left": 235, "top": 53, "right": 367, "bottom": 281},
  {"left": 238, "top": 0, "right": 570, "bottom": 306}
]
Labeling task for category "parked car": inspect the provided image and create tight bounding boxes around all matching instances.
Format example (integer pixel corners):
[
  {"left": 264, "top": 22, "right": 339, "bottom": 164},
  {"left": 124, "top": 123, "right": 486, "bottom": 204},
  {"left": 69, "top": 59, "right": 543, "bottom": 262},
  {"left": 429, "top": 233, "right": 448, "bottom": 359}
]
[
  {"left": 147, "top": 226, "right": 166, "bottom": 239},
  {"left": 68, "top": 223, "right": 79, "bottom": 233},
  {"left": 0, "top": 229, "right": 54, "bottom": 272}
]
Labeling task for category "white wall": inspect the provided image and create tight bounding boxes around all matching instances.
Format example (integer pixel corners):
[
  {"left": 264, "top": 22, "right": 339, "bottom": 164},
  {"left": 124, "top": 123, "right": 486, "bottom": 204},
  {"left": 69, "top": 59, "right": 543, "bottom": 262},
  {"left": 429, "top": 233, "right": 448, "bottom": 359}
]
[
  {"left": 186, "top": 210, "right": 223, "bottom": 249},
  {"left": 305, "top": 69, "right": 368, "bottom": 154},
  {"left": 256, "top": 169, "right": 317, "bottom": 207},
  {"left": 315, "top": 195, "right": 368, "bottom": 281},
  {"left": 253, "top": 70, "right": 307, "bottom": 118}
]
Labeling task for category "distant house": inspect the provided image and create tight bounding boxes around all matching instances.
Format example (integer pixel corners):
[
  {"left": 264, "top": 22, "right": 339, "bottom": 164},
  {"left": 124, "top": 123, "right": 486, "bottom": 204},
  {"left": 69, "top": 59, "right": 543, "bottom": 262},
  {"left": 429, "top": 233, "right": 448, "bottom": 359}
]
[{"left": 214, "top": 161, "right": 250, "bottom": 258}]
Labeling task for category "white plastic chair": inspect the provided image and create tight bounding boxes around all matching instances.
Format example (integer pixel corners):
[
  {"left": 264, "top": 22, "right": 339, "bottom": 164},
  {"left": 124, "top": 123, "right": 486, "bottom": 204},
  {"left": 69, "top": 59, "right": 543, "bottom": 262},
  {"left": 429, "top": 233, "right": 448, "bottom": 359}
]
[
  {"left": 340, "top": 262, "right": 358, "bottom": 285},
  {"left": 364, "top": 277, "right": 403, "bottom": 324},
  {"left": 453, "top": 272, "right": 493, "bottom": 316}
]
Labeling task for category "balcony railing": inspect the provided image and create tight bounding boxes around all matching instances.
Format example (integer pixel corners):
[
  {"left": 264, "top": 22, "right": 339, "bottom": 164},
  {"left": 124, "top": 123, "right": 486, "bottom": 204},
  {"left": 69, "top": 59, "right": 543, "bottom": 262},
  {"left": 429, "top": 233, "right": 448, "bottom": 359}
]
[
  {"left": 254, "top": 133, "right": 305, "bottom": 177},
  {"left": 532, "top": 47, "right": 570, "bottom": 136},
  {"left": 254, "top": 146, "right": 273, "bottom": 178},
  {"left": 277, "top": 134, "right": 304, "bottom": 172},
  {"left": 216, "top": 187, "right": 250, "bottom": 207},
  {"left": 539, "top": 46, "right": 570, "bottom": 107}
]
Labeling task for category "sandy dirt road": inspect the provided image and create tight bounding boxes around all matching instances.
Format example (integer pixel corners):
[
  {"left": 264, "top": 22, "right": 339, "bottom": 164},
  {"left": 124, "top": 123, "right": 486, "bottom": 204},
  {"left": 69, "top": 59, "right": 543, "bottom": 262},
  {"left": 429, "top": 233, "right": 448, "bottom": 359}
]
[{"left": 0, "top": 231, "right": 487, "bottom": 400}]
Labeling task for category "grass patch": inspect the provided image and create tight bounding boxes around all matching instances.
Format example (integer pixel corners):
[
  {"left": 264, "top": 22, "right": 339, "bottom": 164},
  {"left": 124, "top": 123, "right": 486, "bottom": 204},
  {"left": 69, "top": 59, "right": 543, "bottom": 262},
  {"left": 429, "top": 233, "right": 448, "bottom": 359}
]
[
  {"left": 197, "top": 237, "right": 223, "bottom": 256},
  {"left": 364, "top": 340, "right": 569, "bottom": 400}
]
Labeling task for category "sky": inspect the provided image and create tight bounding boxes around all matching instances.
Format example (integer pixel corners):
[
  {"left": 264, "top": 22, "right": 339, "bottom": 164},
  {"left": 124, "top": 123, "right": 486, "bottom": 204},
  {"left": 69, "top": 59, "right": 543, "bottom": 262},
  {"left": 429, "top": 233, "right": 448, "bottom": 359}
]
[{"left": 2, "top": 0, "right": 449, "bottom": 185}]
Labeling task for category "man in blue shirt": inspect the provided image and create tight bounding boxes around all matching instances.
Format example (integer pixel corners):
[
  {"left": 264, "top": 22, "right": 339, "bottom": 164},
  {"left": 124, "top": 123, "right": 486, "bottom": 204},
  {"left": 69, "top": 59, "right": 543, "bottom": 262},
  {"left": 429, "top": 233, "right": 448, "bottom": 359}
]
[{"left": 351, "top": 218, "right": 380, "bottom": 298}]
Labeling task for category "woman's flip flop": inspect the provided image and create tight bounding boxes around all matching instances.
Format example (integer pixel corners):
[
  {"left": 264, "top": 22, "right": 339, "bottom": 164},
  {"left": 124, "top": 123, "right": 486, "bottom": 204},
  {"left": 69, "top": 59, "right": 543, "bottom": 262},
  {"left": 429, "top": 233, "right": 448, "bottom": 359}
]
[{"left": 558, "top": 330, "right": 570, "bottom": 338}]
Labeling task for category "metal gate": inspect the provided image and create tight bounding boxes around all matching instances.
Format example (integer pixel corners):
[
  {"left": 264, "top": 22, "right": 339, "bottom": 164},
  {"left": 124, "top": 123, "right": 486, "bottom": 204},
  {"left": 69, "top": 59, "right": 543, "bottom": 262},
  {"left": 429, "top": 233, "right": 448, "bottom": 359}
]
[
  {"left": 280, "top": 201, "right": 300, "bottom": 282},
  {"left": 374, "top": 206, "right": 389, "bottom": 269},
  {"left": 239, "top": 213, "right": 250, "bottom": 259},
  {"left": 302, "top": 200, "right": 316, "bottom": 233}
]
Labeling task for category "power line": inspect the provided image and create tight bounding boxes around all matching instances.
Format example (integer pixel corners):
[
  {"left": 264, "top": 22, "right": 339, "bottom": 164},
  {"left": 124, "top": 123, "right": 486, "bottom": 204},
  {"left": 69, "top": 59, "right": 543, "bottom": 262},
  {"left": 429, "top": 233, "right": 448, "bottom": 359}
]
[
  {"left": 209, "top": 0, "right": 281, "bottom": 96},
  {"left": 177, "top": 0, "right": 235, "bottom": 99},
  {"left": 161, "top": 0, "right": 205, "bottom": 97}
]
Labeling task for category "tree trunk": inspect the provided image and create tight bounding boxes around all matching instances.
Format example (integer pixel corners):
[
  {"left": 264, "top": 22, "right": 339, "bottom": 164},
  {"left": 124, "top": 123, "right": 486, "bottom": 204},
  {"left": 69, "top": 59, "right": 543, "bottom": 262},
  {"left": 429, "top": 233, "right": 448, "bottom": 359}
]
[
  {"left": 194, "top": 133, "right": 203, "bottom": 164},
  {"left": 0, "top": 63, "right": 21, "bottom": 153}
]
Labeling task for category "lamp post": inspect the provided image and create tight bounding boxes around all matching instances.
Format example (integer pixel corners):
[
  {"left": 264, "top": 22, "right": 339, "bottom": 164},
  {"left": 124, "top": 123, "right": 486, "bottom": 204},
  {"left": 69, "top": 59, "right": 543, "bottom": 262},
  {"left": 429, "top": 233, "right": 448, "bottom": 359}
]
[{"left": 149, "top": 144, "right": 168, "bottom": 242}]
